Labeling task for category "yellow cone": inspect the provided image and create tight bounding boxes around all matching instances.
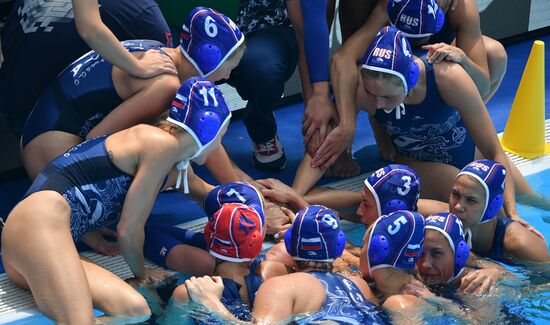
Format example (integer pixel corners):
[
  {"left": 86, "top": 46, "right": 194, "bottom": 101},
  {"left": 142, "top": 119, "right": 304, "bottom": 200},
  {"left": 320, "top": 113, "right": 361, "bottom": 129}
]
[{"left": 500, "top": 40, "right": 550, "bottom": 159}]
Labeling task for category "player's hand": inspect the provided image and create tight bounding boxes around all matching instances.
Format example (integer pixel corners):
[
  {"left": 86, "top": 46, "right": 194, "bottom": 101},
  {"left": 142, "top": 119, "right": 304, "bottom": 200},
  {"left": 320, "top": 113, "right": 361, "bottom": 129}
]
[
  {"left": 186, "top": 275, "right": 225, "bottom": 303},
  {"left": 311, "top": 125, "right": 355, "bottom": 170},
  {"left": 263, "top": 203, "right": 293, "bottom": 236},
  {"left": 257, "top": 178, "right": 301, "bottom": 206},
  {"left": 133, "top": 49, "right": 177, "bottom": 78},
  {"left": 460, "top": 268, "right": 503, "bottom": 295},
  {"left": 423, "top": 43, "right": 466, "bottom": 64},
  {"left": 302, "top": 93, "right": 337, "bottom": 156}
]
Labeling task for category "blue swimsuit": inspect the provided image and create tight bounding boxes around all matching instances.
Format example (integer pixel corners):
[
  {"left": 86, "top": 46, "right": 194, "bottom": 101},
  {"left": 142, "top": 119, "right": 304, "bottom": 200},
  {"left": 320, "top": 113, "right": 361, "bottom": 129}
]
[
  {"left": 373, "top": 57, "right": 475, "bottom": 169},
  {"left": 220, "top": 255, "right": 266, "bottom": 320},
  {"left": 143, "top": 223, "right": 207, "bottom": 268},
  {"left": 193, "top": 256, "right": 266, "bottom": 324},
  {"left": 219, "top": 278, "right": 253, "bottom": 322},
  {"left": 24, "top": 135, "right": 132, "bottom": 242},
  {"left": 294, "top": 271, "right": 388, "bottom": 324},
  {"left": 479, "top": 216, "right": 515, "bottom": 263},
  {"left": 21, "top": 40, "right": 168, "bottom": 147}
]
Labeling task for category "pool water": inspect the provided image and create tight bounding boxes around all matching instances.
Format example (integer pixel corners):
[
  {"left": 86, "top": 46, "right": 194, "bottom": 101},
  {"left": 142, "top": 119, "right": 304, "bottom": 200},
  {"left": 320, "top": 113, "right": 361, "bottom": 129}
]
[{"left": 6, "top": 169, "right": 550, "bottom": 324}]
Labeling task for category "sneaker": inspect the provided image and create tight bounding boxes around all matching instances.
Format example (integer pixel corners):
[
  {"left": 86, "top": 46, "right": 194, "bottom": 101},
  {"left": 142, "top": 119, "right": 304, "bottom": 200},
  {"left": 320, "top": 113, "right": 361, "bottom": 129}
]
[{"left": 253, "top": 136, "right": 286, "bottom": 170}]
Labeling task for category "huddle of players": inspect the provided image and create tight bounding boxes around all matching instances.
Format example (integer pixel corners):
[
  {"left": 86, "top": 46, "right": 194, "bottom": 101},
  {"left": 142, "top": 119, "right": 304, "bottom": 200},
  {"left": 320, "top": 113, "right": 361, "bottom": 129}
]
[{"left": 161, "top": 157, "right": 542, "bottom": 323}]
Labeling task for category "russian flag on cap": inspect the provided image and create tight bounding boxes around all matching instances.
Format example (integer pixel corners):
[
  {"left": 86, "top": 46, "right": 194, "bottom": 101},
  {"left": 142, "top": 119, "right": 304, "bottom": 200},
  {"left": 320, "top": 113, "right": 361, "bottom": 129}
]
[{"left": 301, "top": 237, "right": 323, "bottom": 251}]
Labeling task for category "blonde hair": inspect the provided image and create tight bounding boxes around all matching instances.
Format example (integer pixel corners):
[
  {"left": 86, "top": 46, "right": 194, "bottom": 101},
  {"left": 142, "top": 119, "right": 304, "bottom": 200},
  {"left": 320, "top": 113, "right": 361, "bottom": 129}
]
[
  {"left": 156, "top": 111, "right": 187, "bottom": 136},
  {"left": 228, "top": 41, "right": 247, "bottom": 61},
  {"left": 362, "top": 69, "right": 405, "bottom": 93}
]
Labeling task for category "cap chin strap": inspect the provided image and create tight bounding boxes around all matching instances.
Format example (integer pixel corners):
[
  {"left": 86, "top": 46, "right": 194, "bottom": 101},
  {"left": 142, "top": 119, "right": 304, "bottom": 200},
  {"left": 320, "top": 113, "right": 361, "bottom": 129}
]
[
  {"left": 175, "top": 160, "right": 191, "bottom": 194},
  {"left": 174, "top": 140, "right": 207, "bottom": 194},
  {"left": 465, "top": 228, "right": 473, "bottom": 248},
  {"left": 384, "top": 103, "right": 406, "bottom": 120}
]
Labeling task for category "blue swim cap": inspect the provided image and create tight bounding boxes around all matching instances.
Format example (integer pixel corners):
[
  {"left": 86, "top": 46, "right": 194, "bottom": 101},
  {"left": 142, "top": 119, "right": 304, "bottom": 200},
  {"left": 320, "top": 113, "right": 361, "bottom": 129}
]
[
  {"left": 180, "top": 7, "right": 245, "bottom": 77},
  {"left": 367, "top": 210, "right": 425, "bottom": 272},
  {"left": 425, "top": 213, "right": 469, "bottom": 282},
  {"left": 387, "top": 0, "right": 445, "bottom": 38},
  {"left": 361, "top": 26, "right": 419, "bottom": 93},
  {"left": 167, "top": 77, "right": 231, "bottom": 193},
  {"left": 204, "top": 182, "right": 265, "bottom": 230},
  {"left": 285, "top": 205, "right": 346, "bottom": 262},
  {"left": 364, "top": 164, "right": 420, "bottom": 217},
  {"left": 456, "top": 160, "right": 506, "bottom": 224}
]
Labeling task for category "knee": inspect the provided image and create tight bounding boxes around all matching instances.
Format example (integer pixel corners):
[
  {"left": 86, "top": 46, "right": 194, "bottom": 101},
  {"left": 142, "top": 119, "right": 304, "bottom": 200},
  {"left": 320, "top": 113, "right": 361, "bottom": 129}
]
[
  {"left": 171, "top": 284, "right": 190, "bottom": 303},
  {"left": 240, "top": 55, "right": 292, "bottom": 87},
  {"left": 485, "top": 38, "right": 508, "bottom": 77},
  {"left": 118, "top": 292, "right": 151, "bottom": 318}
]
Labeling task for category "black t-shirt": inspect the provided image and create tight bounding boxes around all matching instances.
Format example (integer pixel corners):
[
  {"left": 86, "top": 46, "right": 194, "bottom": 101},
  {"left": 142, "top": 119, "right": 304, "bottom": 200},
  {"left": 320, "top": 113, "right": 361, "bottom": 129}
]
[
  {"left": 0, "top": 0, "right": 14, "bottom": 24},
  {"left": 0, "top": 0, "right": 172, "bottom": 134}
]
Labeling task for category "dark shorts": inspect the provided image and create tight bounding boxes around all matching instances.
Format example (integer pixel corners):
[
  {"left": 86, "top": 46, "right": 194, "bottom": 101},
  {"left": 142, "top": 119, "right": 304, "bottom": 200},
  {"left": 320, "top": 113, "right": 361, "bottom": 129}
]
[{"left": 143, "top": 223, "right": 206, "bottom": 267}]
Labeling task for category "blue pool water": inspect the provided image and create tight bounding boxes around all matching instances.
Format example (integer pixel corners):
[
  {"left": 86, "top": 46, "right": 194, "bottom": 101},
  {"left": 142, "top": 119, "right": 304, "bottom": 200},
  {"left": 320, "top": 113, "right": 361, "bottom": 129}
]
[{"left": 5, "top": 168, "right": 550, "bottom": 324}]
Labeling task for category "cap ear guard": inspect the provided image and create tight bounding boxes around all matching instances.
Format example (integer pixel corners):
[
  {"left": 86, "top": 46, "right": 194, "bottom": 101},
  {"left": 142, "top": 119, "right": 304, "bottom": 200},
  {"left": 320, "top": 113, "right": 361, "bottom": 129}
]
[
  {"left": 481, "top": 194, "right": 503, "bottom": 223},
  {"left": 284, "top": 227, "right": 293, "bottom": 256},
  {"left": 196, "top": 111, "right": 222, "bottom": 144},
  {"left": 408, "top": 58, "right": 419, "bottom": 91},
  {"left": 333, "top": 230, "right": 347, "bottom": 259},
  {"left": 455, "top": 240, "right": 469, "bottom": 271},
  {"left": 196, "top": 43, "right": 223, "bottom": 75},
  {"left": 368, "top": 234, "right": 390, "bottom": 264},
  {"left": 435, "top": 8, "right": 445, "bottom": 33},
  {"left": 383, "top": 199, "right": 409, "bottom": 215}
]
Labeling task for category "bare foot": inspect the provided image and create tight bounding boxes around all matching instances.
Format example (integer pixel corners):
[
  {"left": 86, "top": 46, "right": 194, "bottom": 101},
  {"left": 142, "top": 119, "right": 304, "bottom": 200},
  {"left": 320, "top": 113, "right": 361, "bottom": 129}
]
[
  {"left": 80, "top": 230, "right": 119, "bottom": 256},
  {"left": 323, "top": 151, "right": 360, "bottom": 178}
]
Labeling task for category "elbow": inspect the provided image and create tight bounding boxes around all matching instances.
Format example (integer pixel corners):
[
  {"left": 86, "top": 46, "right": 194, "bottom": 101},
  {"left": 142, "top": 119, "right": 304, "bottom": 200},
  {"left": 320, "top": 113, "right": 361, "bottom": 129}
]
[
  {"left": 75, "top": 19, "right": 101, "bottom": 43},
  {"left": 331, "top": 50, "right": 358, "bottom": 74},
  {"left": 331, "top": 51, "right": 346, "bottom": 70},
  {"left": 330, "top": 51, "right": 347, "bottom": 77},
  {"left": 478, "top": 78, "right": 491, "bottom": 99},
  {"left": 117, "top": 224, "right": 131, "bottom": 243}
]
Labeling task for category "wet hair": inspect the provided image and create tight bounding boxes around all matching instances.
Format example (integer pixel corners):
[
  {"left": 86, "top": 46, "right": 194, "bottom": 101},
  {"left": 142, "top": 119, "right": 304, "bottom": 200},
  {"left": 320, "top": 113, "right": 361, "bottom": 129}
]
[{"left": 295, "top": 260, "right": 333, "bottom": 271}]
